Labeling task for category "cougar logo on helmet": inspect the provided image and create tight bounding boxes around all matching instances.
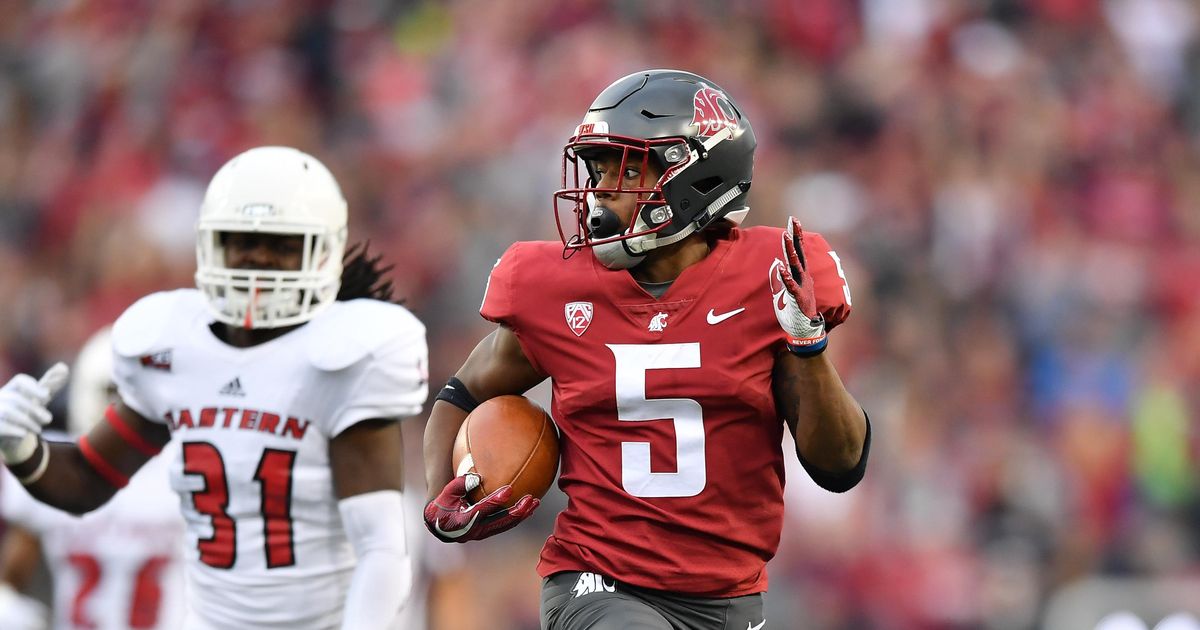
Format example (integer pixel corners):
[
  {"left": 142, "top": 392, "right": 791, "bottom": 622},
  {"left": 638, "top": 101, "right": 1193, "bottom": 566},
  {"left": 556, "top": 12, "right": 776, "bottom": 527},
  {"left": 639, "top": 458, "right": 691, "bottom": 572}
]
[{"left": 691, "top": 86, "right": 738, "bottom": 138}]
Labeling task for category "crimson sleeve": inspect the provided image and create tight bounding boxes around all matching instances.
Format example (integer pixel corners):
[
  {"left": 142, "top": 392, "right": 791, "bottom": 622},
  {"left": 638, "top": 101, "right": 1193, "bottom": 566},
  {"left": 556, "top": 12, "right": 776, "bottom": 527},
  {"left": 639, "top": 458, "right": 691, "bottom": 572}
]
[
  {"left": 479, "top": 243, "right": 523, "bottom": 327},
  {"left": 804, "top": 232, "right": 853, "bottom": 330}
]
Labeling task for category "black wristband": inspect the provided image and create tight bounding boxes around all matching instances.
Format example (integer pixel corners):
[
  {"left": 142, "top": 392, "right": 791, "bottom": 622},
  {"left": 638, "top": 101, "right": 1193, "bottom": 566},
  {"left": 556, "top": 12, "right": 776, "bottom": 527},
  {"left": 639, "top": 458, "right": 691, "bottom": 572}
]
[
  {"left": 435, "top": 376, "right": 481, "bottom": 413},
  {"left": 6, "top": 438, "right": 47, "bottom": 484}
]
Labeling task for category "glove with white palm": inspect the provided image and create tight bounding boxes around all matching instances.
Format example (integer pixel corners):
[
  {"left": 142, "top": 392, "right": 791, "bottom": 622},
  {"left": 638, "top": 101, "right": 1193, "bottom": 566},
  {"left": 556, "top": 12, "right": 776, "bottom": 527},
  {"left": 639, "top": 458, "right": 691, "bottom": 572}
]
[
  {"left": 769, "top": 217, "right": 828, "bottom": 356},
  {"left": 0, "top": 363, "right": 69, "bottom": 466}
]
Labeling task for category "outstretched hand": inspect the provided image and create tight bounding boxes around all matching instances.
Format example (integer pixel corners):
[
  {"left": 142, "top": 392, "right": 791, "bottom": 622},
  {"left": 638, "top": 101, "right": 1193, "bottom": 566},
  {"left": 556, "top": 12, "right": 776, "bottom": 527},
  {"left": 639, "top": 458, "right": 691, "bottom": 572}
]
[
  {"left": 423, "top": 473, "right": 539, "bottom": 543},
  {"left": 0, "top": 363, "right": 69, "bottom": 465},
  {"left": 769, "top": 217, "right": 827, "bottom": 356}
]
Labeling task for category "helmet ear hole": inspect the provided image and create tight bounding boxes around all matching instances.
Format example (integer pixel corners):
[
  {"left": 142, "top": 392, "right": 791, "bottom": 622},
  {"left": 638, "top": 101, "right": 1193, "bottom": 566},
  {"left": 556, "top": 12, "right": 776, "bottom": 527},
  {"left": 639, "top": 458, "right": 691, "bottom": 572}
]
[{"left": 691, "top": 176, "right": 723, "bottom": 195}]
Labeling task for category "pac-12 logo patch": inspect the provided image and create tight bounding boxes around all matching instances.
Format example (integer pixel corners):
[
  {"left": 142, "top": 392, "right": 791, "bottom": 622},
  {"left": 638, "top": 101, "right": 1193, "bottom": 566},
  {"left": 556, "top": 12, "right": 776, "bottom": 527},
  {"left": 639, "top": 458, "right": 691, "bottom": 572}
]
[
  {"left": 691, "top": 86, "right": 738, "bottom": 138},
  {"left": 565, "top": 301, "right": 593, "bottom": 337}
]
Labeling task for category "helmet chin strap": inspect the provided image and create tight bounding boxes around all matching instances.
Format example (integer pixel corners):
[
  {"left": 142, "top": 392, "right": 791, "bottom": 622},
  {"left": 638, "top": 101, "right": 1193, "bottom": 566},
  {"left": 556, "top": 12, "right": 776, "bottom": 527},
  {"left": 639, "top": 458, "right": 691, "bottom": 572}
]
[
  {"left": 593, "top": 239, "right": 645, "bottom": 269},
  {"left": 589, "top": 205, "right": 648, "bottom": 269},
  {"left": 628, "top": 221, "right": 696, "bottom": 254},
  {"left": 588, "top": 177, "right": 743, "bottom": 270},
  {"left": 588, "top": 204, "right": 705, "bottom": 270},
  {"left": 592, "top": 207, "right": 697, "bottom": 270}
]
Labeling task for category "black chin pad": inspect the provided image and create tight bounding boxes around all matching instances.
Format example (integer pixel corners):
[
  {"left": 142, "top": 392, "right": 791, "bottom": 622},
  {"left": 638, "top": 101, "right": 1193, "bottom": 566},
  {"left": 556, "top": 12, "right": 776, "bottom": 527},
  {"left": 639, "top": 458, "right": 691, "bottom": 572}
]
[{"left": 587, "top": 206, "right": 625, "bottom": 239}]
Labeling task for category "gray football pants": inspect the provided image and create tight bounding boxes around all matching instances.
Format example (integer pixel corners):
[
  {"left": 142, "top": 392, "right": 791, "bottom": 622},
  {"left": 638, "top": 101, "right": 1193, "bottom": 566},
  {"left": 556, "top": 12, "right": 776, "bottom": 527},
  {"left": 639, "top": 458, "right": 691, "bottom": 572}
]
[{"left": 540, "top": 571, "right": 766, "bottom": 630}]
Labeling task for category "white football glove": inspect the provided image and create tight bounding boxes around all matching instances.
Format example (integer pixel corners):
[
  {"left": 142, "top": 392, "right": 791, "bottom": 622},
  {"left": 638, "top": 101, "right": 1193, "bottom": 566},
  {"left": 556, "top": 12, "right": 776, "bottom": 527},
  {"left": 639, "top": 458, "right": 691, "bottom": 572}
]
[
  {"left": 769, "top": 217, "right": 828, "bottom": 356},
  {"left": 0, "top": 363, "right": 69, "bottom": 465}
]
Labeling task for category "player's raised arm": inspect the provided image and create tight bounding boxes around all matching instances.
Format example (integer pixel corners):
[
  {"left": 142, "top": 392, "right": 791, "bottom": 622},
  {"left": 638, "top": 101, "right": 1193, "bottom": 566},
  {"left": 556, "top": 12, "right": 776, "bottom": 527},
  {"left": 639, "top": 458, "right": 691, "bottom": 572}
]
[
  {"left": 422, "top": 325, "right": 546, "bottom": 542},
  {"left": 770, "top": 217, "right": 870, "bottom": 493},
  {"left": 0, "top": 369, "right": 168, "bottom": 514}
]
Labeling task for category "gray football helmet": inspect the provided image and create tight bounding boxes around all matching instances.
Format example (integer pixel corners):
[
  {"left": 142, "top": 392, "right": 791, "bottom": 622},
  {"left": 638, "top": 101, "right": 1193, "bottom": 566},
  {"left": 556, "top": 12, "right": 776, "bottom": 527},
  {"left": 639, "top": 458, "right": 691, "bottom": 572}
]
[{"left": 553, "top": 69, "right": 756, "bottom": 268}]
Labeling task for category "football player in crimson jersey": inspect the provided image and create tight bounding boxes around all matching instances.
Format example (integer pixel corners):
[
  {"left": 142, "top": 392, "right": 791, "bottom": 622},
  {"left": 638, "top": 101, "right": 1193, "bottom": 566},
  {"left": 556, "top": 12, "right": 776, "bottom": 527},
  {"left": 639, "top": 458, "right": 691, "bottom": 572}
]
[
  {"left": 0, "top": 147, "right": 429, "bottom": 630},
  {"left": 0, "top": 326, "right": 185, "bottom": 630},
  {"left": 423, "top": 69, "right": 871, "bottom": 629}
]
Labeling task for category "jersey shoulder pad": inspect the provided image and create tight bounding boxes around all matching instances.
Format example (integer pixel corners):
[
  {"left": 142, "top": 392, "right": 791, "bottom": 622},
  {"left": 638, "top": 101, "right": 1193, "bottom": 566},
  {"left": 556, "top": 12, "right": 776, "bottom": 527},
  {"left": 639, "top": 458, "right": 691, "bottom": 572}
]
[
  {"left": 304, "top": 299, "right": 425, "bottom": 371},
  {"left": 520, "top": 240, "right": 580, "bottom": 276},
  {"left": 482, "top": 240, "right": 583, "bottom": 324},
  {"left": 112, "top": 290, "right": 207, "bottom": 358},
  {"left": 481, "top": 242, "right": 529, "bottom": 324},
  {"left": 512, "top": 240, "right": 563, "bottom": 260},
  {"left": 497, "top": 241, "right": 568, "bottom": 277}
]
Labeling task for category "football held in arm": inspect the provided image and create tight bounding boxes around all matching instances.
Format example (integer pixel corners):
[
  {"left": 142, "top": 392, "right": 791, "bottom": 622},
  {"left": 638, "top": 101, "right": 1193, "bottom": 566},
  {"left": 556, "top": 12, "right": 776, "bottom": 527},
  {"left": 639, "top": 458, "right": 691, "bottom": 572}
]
[{"left": 422, "top": 69, "right": 869, "bottom": 630}]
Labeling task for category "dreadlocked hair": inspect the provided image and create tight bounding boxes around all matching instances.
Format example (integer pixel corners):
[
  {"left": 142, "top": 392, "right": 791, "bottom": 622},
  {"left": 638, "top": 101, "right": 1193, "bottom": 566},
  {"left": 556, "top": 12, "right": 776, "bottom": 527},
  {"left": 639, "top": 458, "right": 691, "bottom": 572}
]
[{"left": 337, "top": 241, "right": 402, "bottom": 304}]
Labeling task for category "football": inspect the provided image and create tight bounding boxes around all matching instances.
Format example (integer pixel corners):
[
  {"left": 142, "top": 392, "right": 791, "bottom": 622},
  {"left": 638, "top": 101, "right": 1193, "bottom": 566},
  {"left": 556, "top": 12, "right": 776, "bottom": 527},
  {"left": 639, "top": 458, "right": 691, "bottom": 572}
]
[{"left": 452, "top": 395, "right": 560, "bottom": 507}]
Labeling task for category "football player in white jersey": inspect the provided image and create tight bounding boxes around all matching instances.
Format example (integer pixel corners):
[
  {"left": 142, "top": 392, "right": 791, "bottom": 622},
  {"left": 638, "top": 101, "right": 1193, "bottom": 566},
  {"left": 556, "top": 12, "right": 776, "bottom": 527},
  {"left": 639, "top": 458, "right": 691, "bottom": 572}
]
[
  {"left": 0, "top": 326, "right": 186, "bottom": 630},
  {"left": 0, "top": 146, "right": 429, "bottom": 630}
]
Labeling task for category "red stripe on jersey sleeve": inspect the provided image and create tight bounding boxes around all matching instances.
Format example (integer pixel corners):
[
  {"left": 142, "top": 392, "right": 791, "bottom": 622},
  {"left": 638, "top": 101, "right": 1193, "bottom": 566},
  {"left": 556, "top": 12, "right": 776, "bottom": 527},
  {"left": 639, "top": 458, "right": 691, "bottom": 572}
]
[
  {"left": 103, "top": 405, "right": 162, "bottom": 457},
  {"left": 78, "top": 435, "right": 130, "bottom": 488}
]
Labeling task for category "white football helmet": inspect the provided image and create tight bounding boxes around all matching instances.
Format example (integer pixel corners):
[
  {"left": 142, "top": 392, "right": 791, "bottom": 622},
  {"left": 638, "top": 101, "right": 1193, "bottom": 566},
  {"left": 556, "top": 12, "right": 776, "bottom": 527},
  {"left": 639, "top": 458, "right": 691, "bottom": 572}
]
[
  {"left": 67, "top": 326, "right": 115, "bottom": 437},
  {"left": 195, "top": 146, "right": 348, "bottom": 329}
]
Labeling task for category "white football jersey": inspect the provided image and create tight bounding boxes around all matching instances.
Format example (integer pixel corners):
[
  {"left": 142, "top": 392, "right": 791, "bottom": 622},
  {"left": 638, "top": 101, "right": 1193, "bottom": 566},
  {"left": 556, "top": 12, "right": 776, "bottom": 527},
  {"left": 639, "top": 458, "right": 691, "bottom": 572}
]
[
  {"left": 110, "top": 289, "right": 428, "bottom": 630},
  {"left": 0, "top": 438, "right": 185, "bottom": 630}
]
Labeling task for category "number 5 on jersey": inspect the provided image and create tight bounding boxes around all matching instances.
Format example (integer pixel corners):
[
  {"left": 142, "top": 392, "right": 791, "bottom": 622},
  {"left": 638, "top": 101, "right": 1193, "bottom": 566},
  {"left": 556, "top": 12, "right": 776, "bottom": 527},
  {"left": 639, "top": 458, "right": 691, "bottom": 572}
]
[
  {"left": 608, "top": 343, "right": 705, "bottom": 498},
  {"left": 182, "top": 442, "right": 297, "bottom": 569}
]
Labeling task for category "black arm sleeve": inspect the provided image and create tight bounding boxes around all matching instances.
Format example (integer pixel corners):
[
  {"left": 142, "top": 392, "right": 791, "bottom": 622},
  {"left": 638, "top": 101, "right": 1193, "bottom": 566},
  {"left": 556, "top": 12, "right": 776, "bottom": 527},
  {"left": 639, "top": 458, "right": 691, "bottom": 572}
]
[{"left": 797, "top": 411, "right": 871, "bottom": 493}]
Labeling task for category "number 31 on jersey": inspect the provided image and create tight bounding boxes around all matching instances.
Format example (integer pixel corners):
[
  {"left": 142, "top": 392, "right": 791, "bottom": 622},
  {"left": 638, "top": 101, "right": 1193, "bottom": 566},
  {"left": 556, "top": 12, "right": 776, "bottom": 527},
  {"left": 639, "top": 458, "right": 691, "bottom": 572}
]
[{"left": 182, "top": 443, "right": 297, "bottom": 569}]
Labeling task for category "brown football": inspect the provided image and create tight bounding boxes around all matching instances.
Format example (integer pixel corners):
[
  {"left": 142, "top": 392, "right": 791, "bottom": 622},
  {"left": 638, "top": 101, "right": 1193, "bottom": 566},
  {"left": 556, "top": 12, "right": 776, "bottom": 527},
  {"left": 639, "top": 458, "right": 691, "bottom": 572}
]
[{"left": 452, "top": 395, "right": 560, "bottom": 507}]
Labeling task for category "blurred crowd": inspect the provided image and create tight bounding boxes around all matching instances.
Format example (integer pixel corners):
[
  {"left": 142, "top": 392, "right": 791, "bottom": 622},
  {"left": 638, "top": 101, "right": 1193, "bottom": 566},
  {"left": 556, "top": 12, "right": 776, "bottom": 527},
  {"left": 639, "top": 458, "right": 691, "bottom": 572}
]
[{"left": 0, "top": 0, "right": 1198, "bottom": 628}]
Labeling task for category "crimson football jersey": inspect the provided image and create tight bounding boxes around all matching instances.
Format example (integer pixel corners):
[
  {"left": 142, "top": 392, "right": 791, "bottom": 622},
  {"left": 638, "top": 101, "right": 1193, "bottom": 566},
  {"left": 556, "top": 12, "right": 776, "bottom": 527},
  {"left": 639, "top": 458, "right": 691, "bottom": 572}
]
[{"left": 480, "top": 226, "right": 851, "bottom": 597}]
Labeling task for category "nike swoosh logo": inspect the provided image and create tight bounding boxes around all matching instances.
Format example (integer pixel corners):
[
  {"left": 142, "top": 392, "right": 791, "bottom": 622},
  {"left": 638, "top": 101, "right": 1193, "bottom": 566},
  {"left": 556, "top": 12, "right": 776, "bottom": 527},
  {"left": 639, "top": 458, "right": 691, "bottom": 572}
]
[
  {"left": 706, "top": 307, "right": 746, "bottom": 325},
  {"left": 433, "top": 512, "right": 479, "bottom": 539},
  {"left": 747, "top": 621, "right": 766, "bottom": 630}
]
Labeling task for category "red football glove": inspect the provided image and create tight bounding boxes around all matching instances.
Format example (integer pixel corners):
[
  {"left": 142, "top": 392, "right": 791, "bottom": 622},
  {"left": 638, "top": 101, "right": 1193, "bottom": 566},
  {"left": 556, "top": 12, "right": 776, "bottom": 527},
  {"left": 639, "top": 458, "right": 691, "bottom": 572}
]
[
  {"left": 423, "top": 473, "right": 539, "bottom": 543},
  {"left": 769, "top": 217, "right": 827, "bottom": 356}
]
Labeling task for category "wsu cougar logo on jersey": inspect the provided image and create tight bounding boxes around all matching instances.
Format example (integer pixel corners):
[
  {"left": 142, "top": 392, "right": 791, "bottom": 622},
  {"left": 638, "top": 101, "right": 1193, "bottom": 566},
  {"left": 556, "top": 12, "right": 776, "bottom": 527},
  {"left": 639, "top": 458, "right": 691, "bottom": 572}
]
[
  {"left": 691, "top": 86, "right": 738, "bottom": 138},
  {"left": 648, "top": 312, "right": 669, "bottom": 332},
  {"left": 565, "top": 301, "right": 593, "bottom": 337}
]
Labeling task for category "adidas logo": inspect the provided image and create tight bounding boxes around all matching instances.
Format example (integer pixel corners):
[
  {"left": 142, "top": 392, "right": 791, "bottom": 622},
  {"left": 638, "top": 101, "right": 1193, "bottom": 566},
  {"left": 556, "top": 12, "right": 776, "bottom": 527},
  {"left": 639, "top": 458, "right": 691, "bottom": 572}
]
[
  {"left": 219, "top": 377, "right": 245, "bottom": 397},
  {"left": 571, "top": 572, "right": 616, "bottom": 598}
]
